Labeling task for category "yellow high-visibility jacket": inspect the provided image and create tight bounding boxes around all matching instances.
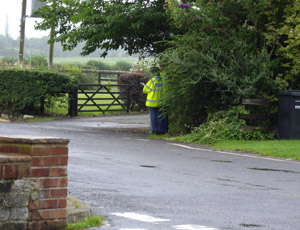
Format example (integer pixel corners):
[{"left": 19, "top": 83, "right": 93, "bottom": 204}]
[{"left": 143, "top": 75, "right": 164, "bottom": 108}]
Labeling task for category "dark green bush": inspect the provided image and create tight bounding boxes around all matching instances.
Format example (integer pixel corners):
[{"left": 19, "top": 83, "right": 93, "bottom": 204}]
[
  {"left": 113, "top": 61, "right": 132, "bottom": 71},
  {"left": 84, "top": 60, "right": 111, "bottom": 70},
  {"left": 0, "top": 69, "right": 74, "bottom": 115},
  {"left": 119, "top": 73, "right": 148, "bottom": 111},
  {"left": 24, "top": 56, "right": 48, "bottom": 68},
  {"left": 1, "top": 57, "right": 18, "bottom": 65},
  {"left": 159, "top": 34, "right": 278, "bottom": 133},
  {"left": 172, "top": 107, "right": 275, "bottom": 145}
]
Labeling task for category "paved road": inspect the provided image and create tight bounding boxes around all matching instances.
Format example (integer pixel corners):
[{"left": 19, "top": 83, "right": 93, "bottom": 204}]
[{"left": 0, "top": 114, "right": 300, "bottom": 230}]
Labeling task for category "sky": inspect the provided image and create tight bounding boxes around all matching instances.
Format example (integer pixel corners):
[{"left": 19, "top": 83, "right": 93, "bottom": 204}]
[{"left": 0, "top": 0, "right": 49, "bottom": 39}]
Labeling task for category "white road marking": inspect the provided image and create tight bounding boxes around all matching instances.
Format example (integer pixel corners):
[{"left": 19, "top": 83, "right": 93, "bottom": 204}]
[
  {"left": 111, "top": 212, "right": 170, "bottom": 223},
  {"left": 120, "top": 229, "right": 148, "bottom": 230},
  {"left": 173, "top": 225, "right": 218, "bottom": 230},
  {"left": 169, "top": 143, "right": 300, "bottom": 164},
  {"left": 135, "top": 139, "right": 149, "bottom": 142}
]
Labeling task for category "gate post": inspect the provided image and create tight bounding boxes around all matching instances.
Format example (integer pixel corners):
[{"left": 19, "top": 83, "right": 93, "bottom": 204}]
[
  {"left": 68, "top": 87, "right": 78, "bottom": 117},
  {"left": 127, "top": 84, "right": 131, "bottom": 113}
]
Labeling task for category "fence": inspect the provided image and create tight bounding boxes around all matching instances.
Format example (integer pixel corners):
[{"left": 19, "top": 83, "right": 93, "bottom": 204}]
[
  {"left": 69, "top": 84, "right": 130, "bottom": 117},
  {"left": 238, "top": 99, "right": 278, "bottom": 133}
]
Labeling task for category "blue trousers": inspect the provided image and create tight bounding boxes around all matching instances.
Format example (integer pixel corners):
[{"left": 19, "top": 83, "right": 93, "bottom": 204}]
[{"left": 148, "top": 107, "right": 168, "bottom": 133}]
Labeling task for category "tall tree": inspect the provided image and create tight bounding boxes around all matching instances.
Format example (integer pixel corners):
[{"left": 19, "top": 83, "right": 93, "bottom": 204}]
[{"left": 36, "top": 0, "right": 177, "bottom": 57}]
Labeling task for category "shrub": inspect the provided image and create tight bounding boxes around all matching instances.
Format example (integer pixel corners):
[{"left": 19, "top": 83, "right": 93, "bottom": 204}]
[
  {"left": 1, "top": 57, "right": 18, "bottom": 66},
  {"left": 24, "top": 56, "right": 48, "bottom": 68},
  {"left": 113, "top": 61, "right": 132, "bottom": 71},
  {"left": 159, "top": 34, "right": 277, "bottom": 133},
  {"left": 172, "top": 107, "right": 275, "bottom": 145},
  {"left": 119, "top": 73, "right": 148, "bottom": 111},
  {"left": 0, "top": 69, "right": 74, "bottom": 115},
  {"left": 84, "top": 60, "right": 111, "bottom": 70}
]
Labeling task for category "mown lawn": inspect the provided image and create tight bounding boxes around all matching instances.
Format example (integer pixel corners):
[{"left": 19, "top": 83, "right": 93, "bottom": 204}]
[{"left": 213, "top": 140, "right": 300, "bottom": 161}]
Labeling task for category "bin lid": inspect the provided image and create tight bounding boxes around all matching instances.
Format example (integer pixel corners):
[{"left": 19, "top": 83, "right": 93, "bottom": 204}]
[{"left": 278, "top": 90, "right": 300, "bottom": 97}]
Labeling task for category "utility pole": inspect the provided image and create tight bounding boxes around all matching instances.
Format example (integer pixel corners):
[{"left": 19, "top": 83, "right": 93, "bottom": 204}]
[
  {"left": 49, "top": 26, "right": 55, "bottom": 69},
  {"left": 48, "top": 0, "right": 56, "bottom": 70},
  {"left": 19, "top": 0, "right": 27, "bottom": 66}
]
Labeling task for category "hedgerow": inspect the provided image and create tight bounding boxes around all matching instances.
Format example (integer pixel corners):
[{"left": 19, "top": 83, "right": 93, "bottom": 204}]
[
  {"left": 119, "top": 73, "right": 148, "bottom": 111},
  {"left": 0, "top": 69, "right": 74, "bottom": 115}
]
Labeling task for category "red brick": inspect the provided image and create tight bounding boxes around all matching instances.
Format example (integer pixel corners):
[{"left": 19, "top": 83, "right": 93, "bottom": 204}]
[
  {"left": 0, "top": 145, "right": 19, "bottom": 153},
  {"left": 50, "top": 188, "right": 67, "bottom": 198},
  {"left": 11, "top": 164, "right": 18, "bottom": 178},
  {"left": 33, "top": 157, "right": 60, "bottom": 167},
  {"left": 59, "top": 177, "right": 68, "bottom": 187},
  {"left": 0, "top": 165, "right": 2, "bottom": 179},
  {"left": 28, "top": 222, "right": 39, "bottom": 230},
  {"left": 48, "top": 209, "right": 67, "bottom": 219},
  {"left": 59, "top": 156, "right": 68, "bottom": 165},
  {"left": 58, "top": 199, "right": 67, "bottom": 208},
  {"left": 50, "top": 167, "right": 67, "bottom": 177},
  {"left": 40, "top": 199, "right": 58, "bottom": 209},
  {"left": 39, "top": 220, "right": 67, "bottom": 230},
  {"left": 40, "top": 189, "right": 51, "bottom": 198},
  {"left": 4, "top": 165, "right": 12, "bottom": 179},
  {"left": 19, "top": 145, "right": 32, "bottom": 155},
  {"left": 40, "top": 178, "right": 58, "bottom": 188},
  {"left": 17, "top": 164, "right": 24, "bottom": 178},
  {"left": 30, "top": 210, "right": 44, "bottom": 220},
  {"left": 32, "top": 168, "right": 50, "bottom": 177},
  {"left": 38, "top": 210, "right": 50, "bottom": 220},
  {"left": 29, "top": 200, "right": 39, "bottom": 211},
  {"left": 52, "top": 146, "right": 68, "bottom": 155},
  {"left": 25, "top": 162, "right": 31, "bottom": 177},
  {"left": 32, "top": 146, "right": 51, "bottom": 156}
]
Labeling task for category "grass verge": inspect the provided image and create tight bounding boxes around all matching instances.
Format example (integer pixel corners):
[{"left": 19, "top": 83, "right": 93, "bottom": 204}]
[
  {"left": 151, "top": 134, "right": 300, "bottom": 161},
  {"left": 213, "top": 140, "right": 300, "bottom": 161},
  {"left": 65, "top": 216, "right": 105, "bottom": 230}
]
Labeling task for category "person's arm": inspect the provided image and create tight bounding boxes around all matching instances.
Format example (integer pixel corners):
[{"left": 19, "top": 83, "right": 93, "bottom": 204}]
[{"left": 143, "top": 80, "right": 152, "bottom": 94}]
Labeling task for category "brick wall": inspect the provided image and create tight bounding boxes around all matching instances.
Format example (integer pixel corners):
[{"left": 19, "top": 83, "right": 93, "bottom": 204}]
[{"left": 0, "top": 135, "right": 69, "bottom": 230}]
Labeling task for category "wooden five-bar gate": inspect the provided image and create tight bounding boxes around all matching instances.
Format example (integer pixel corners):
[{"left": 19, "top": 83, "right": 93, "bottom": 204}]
[
  {"left": 66, "top": 70, "right": 132, "bottom": 117},
  {"left": 69, "top": 84, "right": 131, "bottom": 117}
]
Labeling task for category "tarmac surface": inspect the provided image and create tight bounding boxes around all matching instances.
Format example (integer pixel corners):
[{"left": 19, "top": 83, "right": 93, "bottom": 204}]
[{"left": 0, "top": 113, "right": 299, "bottom": 230}]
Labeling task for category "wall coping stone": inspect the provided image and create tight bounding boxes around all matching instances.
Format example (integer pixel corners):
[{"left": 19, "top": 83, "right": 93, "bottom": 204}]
[
  {"left": 0, "top": 153, "right": 31, "bottom": 163},
  {"left": 0, "top": 135, "right": 69, "bottom": 145}
]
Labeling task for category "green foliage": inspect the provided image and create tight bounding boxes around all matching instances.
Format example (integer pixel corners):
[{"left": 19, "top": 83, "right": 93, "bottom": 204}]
[
  {"left": 0, "top": 69, "right": 74, "bottom": 115},
  {"left": 269, "top": 0, "right": 300, "bottom": 89},
  {"left": 24, "top": 56, "right": 48, "bottom": 69},
  {"left": 159, "top": 33, "right": 277, "bottom": 133},
  {"left": 214, "top": 140, "right": 300, "bottom": 161},
  {"left": 84, "top": 60, "right": 111, "bottom": 70},
  {"left": 119, "top": 73, "right": 148, "bottom": 111},
  {"left": 113, "top": 61, "right": 132, "bottom": 71},
  {"left": 171, "top": 107, "right": 274, "bottom": 145},
  {"left": 65, "top": 215, "right": 104, "bottom": 230},
  {"left": 1, "top": 57, "right": 18, "bottom": 65},
  {"left": 36, "top": 0, "right": 176, "bottom": 57}
]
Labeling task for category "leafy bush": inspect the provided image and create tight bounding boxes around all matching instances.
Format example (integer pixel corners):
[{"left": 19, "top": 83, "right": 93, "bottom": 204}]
[
  {"left": 0, "top": 69, "right": 74, "bottom": 115},
  {"left": 119, "top": 73, "right": 148, "bottom": 111},
  {"left": 113, "top": 61, "right": 132, "bottom": 71},
  {"left": 171, "top": 107, "right": 275, "bottom": 145},
  {"left": 84, "top": 60, "right": 111, "bottom": 70},
  {"left": 24, "top": 56, "right": 48, "bottom": 68},
  {"left": 159, "top": 34, "right": 278, "bottom": 133},
  {"left": 1, "top": 57, "right": 18, "bottom": 65}
]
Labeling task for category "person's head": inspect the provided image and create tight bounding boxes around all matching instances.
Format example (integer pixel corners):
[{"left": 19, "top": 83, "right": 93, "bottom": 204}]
[{"left": 151, "top": 67, "right": 160, "bottom": 75}]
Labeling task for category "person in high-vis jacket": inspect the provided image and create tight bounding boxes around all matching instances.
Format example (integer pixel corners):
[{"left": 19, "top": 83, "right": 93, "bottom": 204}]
[{"left": 142, "top": 67, "right": 168, "bottom": 134}]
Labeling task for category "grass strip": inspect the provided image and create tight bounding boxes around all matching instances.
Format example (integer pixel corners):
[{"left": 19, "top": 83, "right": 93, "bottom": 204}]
[
  {"left": 213, "top": 140, "right": 300, "bottom": 161},
  {"left": 65, "top": 216, "right": 105, "bottom": 230}
]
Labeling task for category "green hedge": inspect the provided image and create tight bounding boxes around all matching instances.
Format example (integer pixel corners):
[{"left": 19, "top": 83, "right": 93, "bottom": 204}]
[
  {"left": 119, "top": 73, "right": 148, "bottom": 111},
  {"left": 0, "top": 69, "right": 74, "bottom": 115}
]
